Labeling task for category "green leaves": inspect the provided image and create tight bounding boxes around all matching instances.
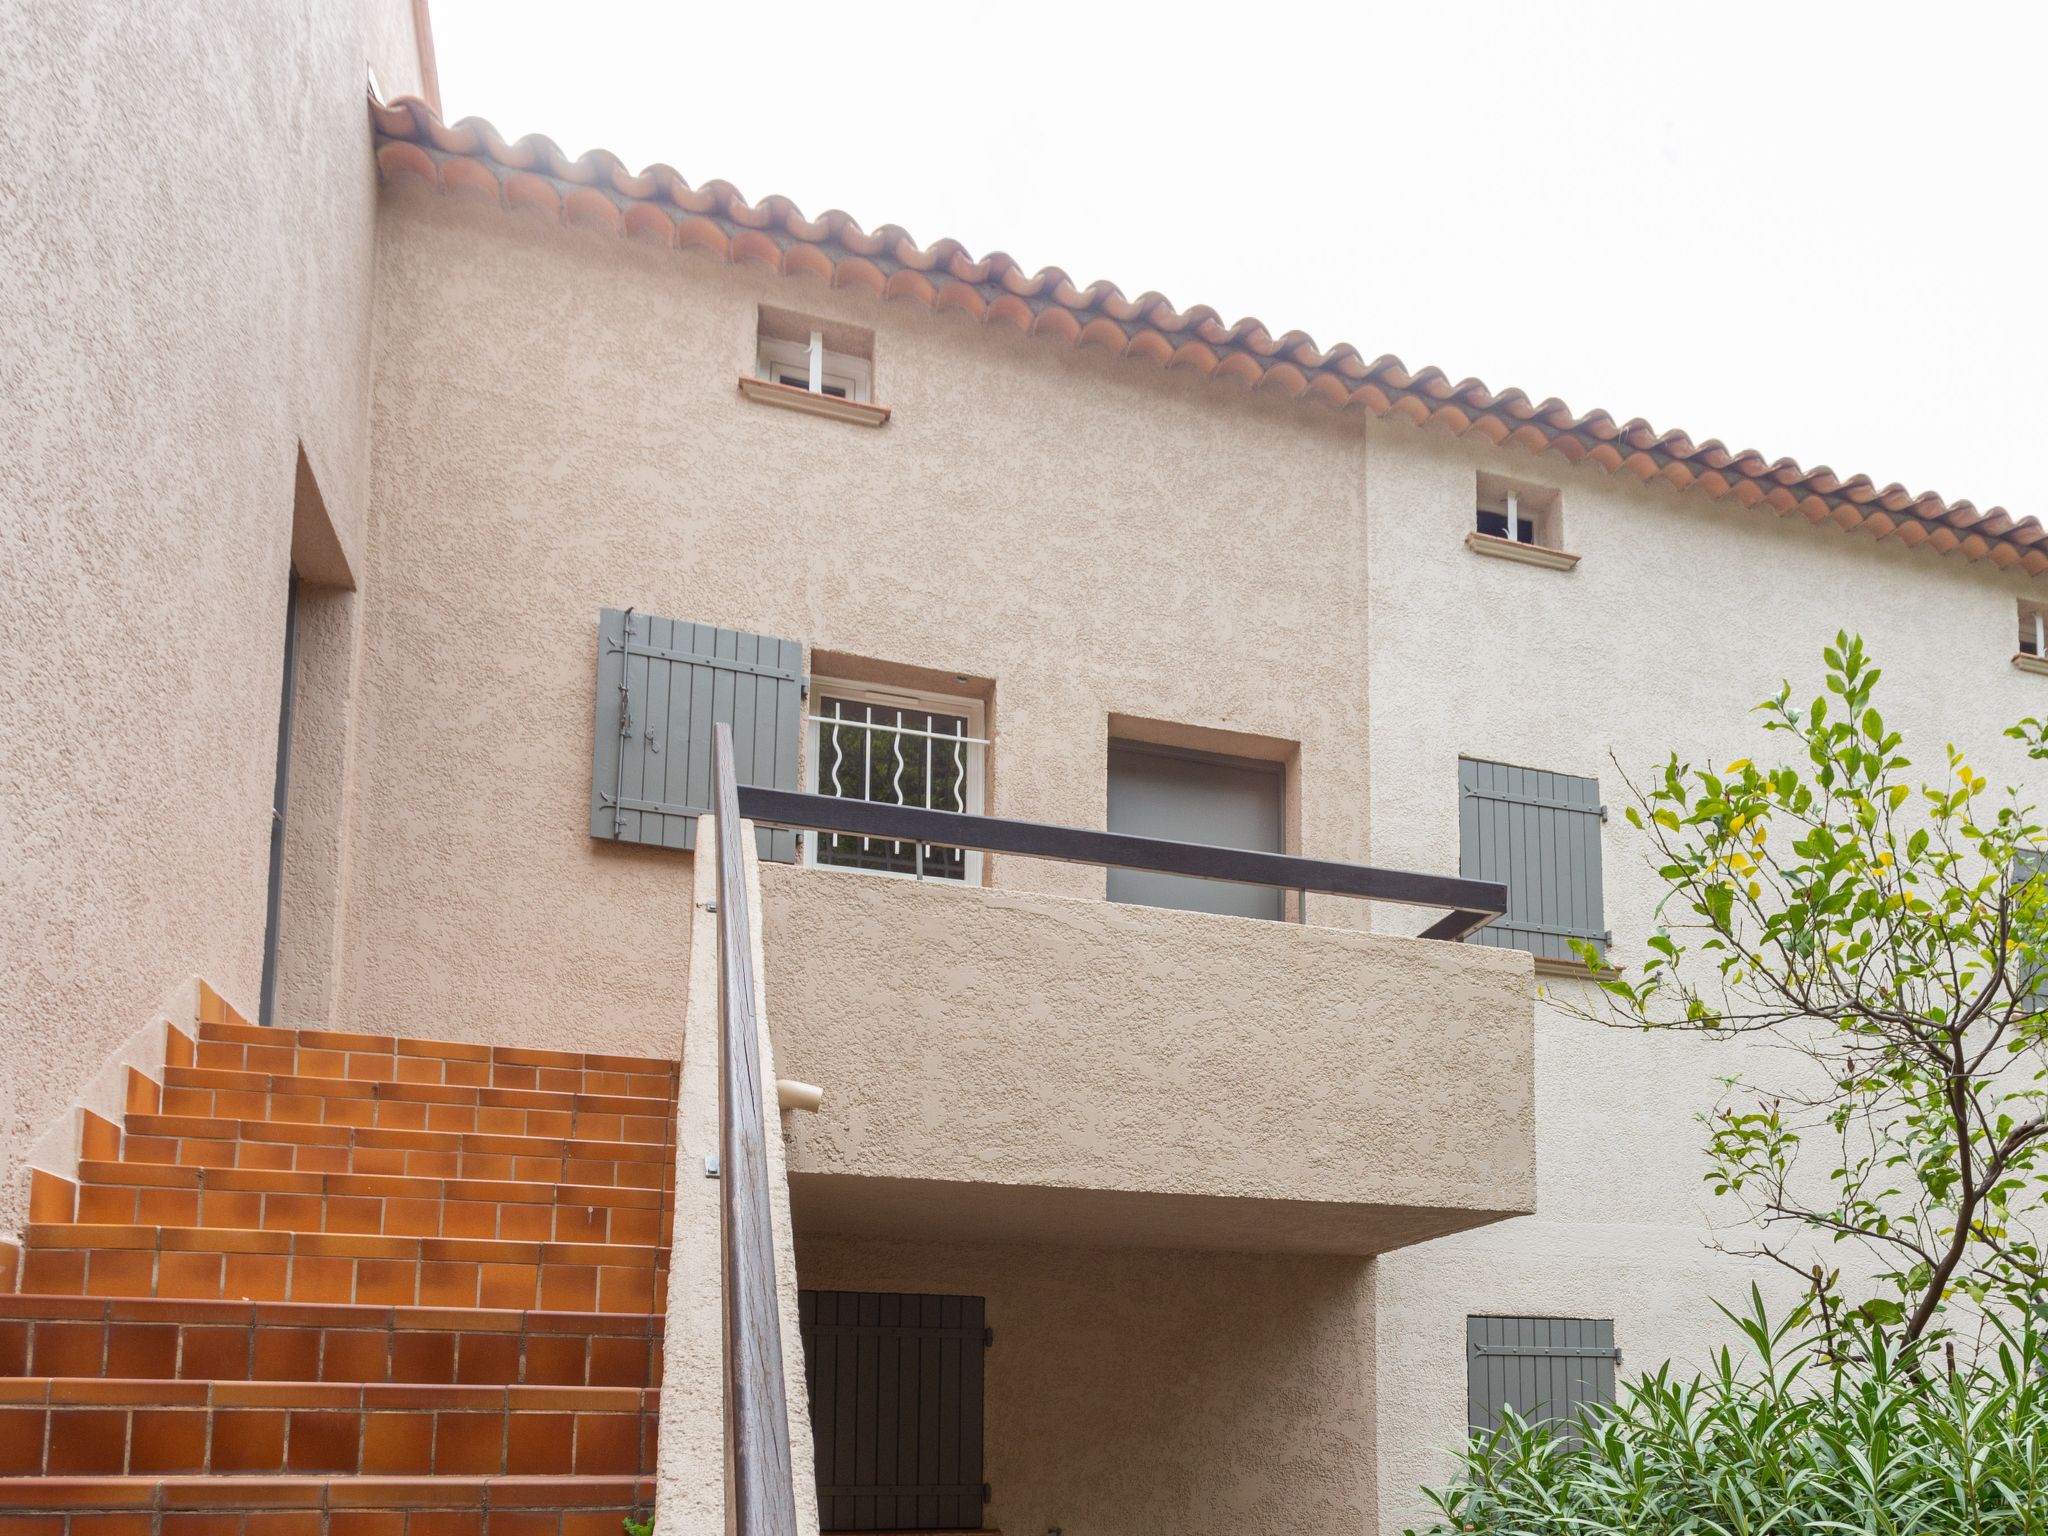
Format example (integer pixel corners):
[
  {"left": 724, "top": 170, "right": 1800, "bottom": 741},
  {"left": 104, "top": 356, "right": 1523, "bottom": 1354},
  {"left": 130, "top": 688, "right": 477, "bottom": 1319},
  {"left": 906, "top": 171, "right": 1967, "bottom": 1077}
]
[
  {"left": 1574, "top": 634, "right": 2048, "bottom": 1346},
  {"left": 1407, "top": 1295, "right": 2048, "bottom": 1536}
]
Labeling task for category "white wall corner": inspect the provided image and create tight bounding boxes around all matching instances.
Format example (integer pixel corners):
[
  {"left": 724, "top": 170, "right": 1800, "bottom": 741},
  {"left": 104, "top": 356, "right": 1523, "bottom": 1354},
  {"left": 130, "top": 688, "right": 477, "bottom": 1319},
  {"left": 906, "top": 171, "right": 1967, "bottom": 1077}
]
[{"left": 655, "top": 816, "right": 820, "bottom": 1536}]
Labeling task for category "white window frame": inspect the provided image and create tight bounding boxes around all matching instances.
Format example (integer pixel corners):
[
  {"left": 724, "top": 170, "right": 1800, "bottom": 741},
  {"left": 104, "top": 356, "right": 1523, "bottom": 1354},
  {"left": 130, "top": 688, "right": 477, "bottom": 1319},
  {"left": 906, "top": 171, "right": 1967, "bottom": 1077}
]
[
  {"left": 757, "top": 332, "right": 871, "bottom": 403},
  {"left": 804, "top": 678, "right": 985, "bottom": 884},
  {"left": 2020, "top": 600, "right": 2048, "bottom": 659}
]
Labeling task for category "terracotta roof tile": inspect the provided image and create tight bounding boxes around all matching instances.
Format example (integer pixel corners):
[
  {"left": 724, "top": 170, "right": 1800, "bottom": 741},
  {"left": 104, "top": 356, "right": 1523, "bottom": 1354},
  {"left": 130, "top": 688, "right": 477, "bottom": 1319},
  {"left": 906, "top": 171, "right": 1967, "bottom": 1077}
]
[{"left": 370, "top": 95, "right": 2042, "bottom": 575}]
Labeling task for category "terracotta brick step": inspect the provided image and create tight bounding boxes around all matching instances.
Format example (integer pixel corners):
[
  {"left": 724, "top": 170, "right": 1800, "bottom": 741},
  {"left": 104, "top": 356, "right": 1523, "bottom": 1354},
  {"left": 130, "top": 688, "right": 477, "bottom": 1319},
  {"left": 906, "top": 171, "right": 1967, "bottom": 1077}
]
[
  {"left": 198, "top": 1018, "right": 677, "bottom": 1088},
  {"left": 191, "top": 1025, "right": 675, "bottom": 1102},
  {"left": 0, "top": 1379, "right": 659, "bottom": 1478},
  {"left": 119, "top": 1117, "right": 674, "bottom": 1190},
  {"left": 0, "top": 1297, "right": 661, "bottom": 1388},
  {"left": 156, "top": 1068, "right": 670, "bottom": 1145},
  {"left": 0, "top": 1474, "right": 652, "bottom": 1533},
  {"left": 72, "top": 1164, "right": 671, "bottom": 1247},
  {"left": 19, "top": 1227, "right": 666, "bottom": 1312}
]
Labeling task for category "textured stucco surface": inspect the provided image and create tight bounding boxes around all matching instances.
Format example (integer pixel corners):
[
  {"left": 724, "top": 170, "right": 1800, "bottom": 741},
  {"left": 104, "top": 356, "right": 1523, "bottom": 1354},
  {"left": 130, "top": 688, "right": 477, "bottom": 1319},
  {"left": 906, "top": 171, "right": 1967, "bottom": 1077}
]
[
  {"left": 656, "top": 819, "right": 818, "bottom": 1534},
  {"left": 761, "top": 863, "right": 1534, "bottom": 1250},
  {"left": 799, "top": 1233, "right": 1376, "bottom": 1536},
  {"left": 1360, "top": 420, "right": 2048, "bottom": 1529},
  {"left": 342, "top": 190, "right": 1377, "bottom": 1052},
  {"left": 0, "top": 0, "right": 421, "bottom": 1234}
]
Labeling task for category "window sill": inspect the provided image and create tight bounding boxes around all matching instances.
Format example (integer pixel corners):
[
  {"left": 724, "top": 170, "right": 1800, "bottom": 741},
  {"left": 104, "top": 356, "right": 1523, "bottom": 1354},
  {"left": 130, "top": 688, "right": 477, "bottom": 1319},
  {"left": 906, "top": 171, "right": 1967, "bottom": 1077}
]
[
  {"left": 2013, "top": 653, "right": 2048, "bottom": 677},
  {"left": 1464, "top": 530, "right": 1581, "bottom": 571},
  {"left": 737, "top": 375, "right": 892, "bottom": 427}
]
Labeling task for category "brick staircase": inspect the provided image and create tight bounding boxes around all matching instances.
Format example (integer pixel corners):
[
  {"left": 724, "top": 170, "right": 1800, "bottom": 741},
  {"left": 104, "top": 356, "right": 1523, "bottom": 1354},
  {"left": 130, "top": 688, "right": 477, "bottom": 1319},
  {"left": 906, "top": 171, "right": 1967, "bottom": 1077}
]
[{"left": 0, "top": 990, "right": 673, "bottom": 1535}]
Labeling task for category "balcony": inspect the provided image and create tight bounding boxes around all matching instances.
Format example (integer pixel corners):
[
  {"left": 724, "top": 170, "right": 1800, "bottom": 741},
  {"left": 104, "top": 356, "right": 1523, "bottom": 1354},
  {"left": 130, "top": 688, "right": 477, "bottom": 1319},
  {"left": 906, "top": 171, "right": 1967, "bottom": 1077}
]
[
  {"left": 746, "top": 789, "right": 1537, "bottom": 1256},
  {"left": 671, "top": 730, "right": 1541, "bottom": 1536}
]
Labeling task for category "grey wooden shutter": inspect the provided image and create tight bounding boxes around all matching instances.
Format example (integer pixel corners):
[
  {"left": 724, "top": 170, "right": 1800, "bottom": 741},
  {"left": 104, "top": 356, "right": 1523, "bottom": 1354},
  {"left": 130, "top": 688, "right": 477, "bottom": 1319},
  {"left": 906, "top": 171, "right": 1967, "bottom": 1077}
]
[
  {"left": 1467, "top": 1315, "right": 1617, "bottom": 1440},
  {"left": 800, "top": 1289, "right": 987, "bottom": 1532},
  {"left": 1459, "top": 758, "right": 1606, "bottom": 962},
  {"left": 589, "top": 608, "right": 802, "bottom": 861}
]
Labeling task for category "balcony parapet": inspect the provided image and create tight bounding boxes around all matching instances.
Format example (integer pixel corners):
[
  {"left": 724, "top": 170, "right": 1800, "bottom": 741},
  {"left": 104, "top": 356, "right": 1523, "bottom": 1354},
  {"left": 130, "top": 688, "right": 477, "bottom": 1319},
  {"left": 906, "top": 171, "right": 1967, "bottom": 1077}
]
[{"left": 759, "top": 866, "right": 1536, "bottom": 1256}]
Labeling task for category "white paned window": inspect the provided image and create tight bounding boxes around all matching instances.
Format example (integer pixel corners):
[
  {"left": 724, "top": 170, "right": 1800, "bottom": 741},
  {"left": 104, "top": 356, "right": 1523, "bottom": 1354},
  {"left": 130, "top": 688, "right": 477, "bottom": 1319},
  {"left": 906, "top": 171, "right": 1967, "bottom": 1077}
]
[
  {"left": 1475, "top": 490, "right": 1537, "bottom": 546},
  {"left": 2019, "top": 601, "right": 2048, "bottom": 658},
  {"left": 758, "top": 332, "right": 871, "bottom": 403},
  {"left": 1474, "top": 473, "right": 1563, "bottom": 550},
  {"left": 805, "top": 682, "right": 985, "bottom": 882}
]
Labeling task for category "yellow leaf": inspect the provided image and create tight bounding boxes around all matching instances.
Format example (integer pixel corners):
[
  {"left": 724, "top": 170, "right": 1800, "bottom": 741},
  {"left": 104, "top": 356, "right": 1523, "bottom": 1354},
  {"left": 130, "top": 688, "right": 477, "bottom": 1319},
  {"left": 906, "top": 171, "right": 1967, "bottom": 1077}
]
[
  {"left": 1726, "top": 759, "right": 1751, "bottom": 774},
  {"left": 1654, "top": 810, "right": 1680, "bottom": 831}
]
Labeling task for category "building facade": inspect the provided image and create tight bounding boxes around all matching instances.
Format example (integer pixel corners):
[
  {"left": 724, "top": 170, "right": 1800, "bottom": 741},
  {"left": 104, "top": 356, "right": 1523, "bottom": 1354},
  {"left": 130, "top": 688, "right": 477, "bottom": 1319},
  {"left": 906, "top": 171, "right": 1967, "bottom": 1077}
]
[{"left": 4, "top": 7, "right": 2044, "bottom": 1534}]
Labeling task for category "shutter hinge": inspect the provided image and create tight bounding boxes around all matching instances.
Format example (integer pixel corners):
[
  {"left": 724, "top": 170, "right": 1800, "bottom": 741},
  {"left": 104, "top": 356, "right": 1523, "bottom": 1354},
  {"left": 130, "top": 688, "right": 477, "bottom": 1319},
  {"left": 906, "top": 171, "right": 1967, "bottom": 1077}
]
[
  {"left": 800, "top": 675, "right": 810, "bottom": 701},
  {"left": 981, "top": 1484, "right": 992, "bottom": 1505},
  {"left": 982, "top": 1326, "right": 993, "bottom": 1347}
]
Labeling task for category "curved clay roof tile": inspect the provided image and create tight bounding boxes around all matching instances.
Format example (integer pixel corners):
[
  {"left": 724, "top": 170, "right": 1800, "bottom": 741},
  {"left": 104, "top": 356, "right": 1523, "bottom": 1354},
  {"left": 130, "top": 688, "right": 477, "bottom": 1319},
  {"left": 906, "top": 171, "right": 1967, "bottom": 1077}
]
[{"left": 370, "top": 94, "right": 2037, "bottom": 571}]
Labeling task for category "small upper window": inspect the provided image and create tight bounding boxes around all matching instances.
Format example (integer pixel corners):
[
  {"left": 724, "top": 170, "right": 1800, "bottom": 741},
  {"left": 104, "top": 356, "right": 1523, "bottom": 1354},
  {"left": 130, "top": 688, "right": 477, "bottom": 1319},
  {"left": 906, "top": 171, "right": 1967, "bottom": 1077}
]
[
  {"left": 1475, "top": 503, "right": 1535, "bottom": 545},
  {"left": 757, "top": 332, "right": 870, "bottom": 404},
  {"left": 1466, "top": 474, "right": 1577, "bottom": 570},
  {"left": 2019, "top": 600, "right": 2048, "bottom": 659},
  {"left": 743, "top": 308, "right": 887, "bottom": 425},
  {"left": 1475, "top": 473, "right": 1561, "bottom": 548},
  {"left": 806, "top": 682, "right": 986, "bottom": 882}
]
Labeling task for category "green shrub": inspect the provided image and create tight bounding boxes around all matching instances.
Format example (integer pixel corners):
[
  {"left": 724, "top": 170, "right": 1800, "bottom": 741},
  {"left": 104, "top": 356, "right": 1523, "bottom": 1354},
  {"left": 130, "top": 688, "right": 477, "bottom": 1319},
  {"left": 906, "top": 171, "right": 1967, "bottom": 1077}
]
[{"left": 1410, "top": 1291, "right": 2048, "bottom": 1535}]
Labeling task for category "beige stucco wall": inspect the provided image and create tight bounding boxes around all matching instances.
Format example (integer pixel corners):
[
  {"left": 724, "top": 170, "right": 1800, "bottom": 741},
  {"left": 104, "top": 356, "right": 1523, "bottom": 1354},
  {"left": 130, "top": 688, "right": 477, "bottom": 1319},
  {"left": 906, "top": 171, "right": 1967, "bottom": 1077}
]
[
  {"left": 761, "top": 862, "right": 1533, "bottom": 1251},
  {"left": 343, "top": 189, "right": 1380, "bottom": 1053},
  {"left": 800, "top": 1233, "right": 1377, "bottom": 1536},
  {"left": 1359, "top": 420, "right": 2048, "bottom": 1529},
  {"left": 0, "top": 0, "right": 422, "bottom": 1234}
]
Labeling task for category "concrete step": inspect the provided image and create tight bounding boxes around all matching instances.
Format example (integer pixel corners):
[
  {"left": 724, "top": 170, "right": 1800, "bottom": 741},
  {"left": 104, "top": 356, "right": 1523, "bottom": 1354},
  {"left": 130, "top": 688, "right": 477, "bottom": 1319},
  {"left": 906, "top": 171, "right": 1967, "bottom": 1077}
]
[
  {"left": 71, "top": 1162, "right": 670, "bottom": 1247},
  {"left": 19, "top": 1225, "right": 667, "bottom": 1312},
  {"left": 0, "top": 1295, "right": 663, "bottom": 1388},
  {"left": 0, "top": 1379, "right": 657, "bottom": 1477},
  {"left": 0, "top": 1473, "right": 654, "bottom": 1533}
]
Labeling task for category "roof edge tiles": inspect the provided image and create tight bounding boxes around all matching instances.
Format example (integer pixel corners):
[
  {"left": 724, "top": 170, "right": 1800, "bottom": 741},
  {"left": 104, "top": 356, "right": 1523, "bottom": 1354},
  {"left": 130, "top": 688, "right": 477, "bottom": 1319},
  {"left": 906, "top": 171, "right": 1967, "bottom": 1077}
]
[{"left": 369, "top": 94, "right": 2044, "bottom": 576}]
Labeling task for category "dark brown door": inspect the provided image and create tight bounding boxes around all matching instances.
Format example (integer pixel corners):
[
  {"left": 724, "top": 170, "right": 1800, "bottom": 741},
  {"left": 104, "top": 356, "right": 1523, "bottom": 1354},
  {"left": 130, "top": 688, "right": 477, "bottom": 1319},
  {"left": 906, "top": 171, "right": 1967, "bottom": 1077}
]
[{"left": 799, "top": 1290, "right": 987, "bottom": 1531}]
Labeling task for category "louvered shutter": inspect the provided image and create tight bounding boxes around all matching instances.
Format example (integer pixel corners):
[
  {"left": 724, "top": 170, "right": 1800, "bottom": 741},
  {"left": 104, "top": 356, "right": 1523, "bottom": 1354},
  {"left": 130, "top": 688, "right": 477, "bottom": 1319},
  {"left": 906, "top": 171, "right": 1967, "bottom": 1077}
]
[
  {"left": 1467, "top": 1315, "right": 1618, "bottom": 1441},
  {"left": 1459, "top": 758, "right": 1607, "bottom": 962},
  {"left": 801, "top": 1290, "right": 988, "bottom": 1532},
  {"left": 589, "top": 608, "right": 802, "bottom": 861}
]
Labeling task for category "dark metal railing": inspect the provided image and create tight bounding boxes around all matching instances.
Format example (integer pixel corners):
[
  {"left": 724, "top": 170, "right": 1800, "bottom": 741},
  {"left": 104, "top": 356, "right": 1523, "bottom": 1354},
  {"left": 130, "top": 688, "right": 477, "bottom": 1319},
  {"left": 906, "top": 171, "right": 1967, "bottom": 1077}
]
[
  {"left": 711, "top": 724, "right": 800, "bottom": 1536},
  {"left": 736, "top": 785, "right": 1507, "bottom": 941}
]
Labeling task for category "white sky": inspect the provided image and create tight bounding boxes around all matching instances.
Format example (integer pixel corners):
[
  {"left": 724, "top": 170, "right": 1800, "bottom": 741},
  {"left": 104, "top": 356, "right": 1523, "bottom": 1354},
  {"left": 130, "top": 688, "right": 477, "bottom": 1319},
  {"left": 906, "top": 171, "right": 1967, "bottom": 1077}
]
[{"left": 430, "top": 0, "right": 2047, "bottom": 516}]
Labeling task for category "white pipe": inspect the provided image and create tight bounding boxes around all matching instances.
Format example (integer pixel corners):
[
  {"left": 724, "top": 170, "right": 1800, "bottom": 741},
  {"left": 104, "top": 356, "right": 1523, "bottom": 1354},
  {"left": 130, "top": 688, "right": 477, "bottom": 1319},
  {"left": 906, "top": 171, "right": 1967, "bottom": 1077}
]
[{"left": 777, "top": 1079, "right": 825, "bottom": 1113}]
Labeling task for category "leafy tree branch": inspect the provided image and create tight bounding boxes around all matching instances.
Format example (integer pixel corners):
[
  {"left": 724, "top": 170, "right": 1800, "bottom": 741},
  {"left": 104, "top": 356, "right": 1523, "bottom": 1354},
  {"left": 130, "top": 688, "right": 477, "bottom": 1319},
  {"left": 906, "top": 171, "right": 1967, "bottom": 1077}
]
[{"left": 1555, "top": 634, "right": 2048, "bottom": 1345}]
